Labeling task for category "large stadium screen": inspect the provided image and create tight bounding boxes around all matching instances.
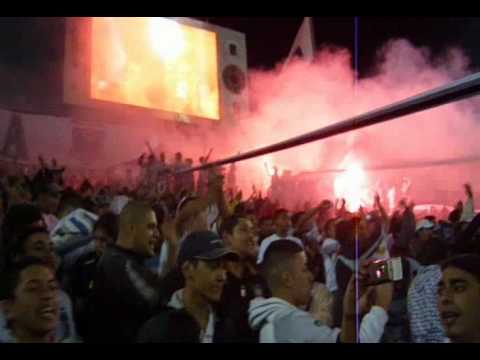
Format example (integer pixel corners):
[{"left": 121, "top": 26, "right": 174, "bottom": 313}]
[{"left": 90, "top": 17, "right": 220, "bottom": 120}]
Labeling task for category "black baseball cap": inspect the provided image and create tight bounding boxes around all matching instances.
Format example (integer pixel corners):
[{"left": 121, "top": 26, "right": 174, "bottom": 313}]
[{"left": 177, "top": 231, "right": 239, "bottom": 266}]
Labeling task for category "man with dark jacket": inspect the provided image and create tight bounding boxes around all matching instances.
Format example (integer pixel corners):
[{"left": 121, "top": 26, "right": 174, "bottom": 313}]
[
  {"left": 332, "top": 215, "right": 385, "bottom": 327},
  {"left": 86, "top": 201, "right": 166, "bottom": 343},
  {"left": 218, "top": 215, "right": 264, "bottom": 342},
  {"left": 137, "top": 230, "right": 239, "bottom": 343}
]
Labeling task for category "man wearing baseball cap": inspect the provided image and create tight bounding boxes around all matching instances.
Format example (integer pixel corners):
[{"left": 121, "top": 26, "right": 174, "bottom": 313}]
[{"left": 137, "top": 231, "right": 239, "bottom": 343}]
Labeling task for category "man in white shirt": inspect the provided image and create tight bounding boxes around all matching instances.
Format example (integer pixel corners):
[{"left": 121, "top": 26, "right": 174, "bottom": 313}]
[
  {"left": 258, "top": 209, "right": 302, "bottom": 263},
  {"left": 249, "top": 239, "right": 392, "bottom": 343}
]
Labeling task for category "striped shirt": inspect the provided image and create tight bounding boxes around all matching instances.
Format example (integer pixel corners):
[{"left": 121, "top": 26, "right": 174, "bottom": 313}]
[
  {"left": 407, "top": 265, "right": 449, "bottom": 343},
  {"left": 51, "top": 209, "right": 98, "bottom": 250}
]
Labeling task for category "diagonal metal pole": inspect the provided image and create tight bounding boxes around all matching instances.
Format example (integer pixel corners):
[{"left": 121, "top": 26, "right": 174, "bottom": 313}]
[
  {"left": 298, "top": 155, "right": 480, "bottom": 176},
  {"left": 179, "top": 72, "right": 480, "bottom": 175}
]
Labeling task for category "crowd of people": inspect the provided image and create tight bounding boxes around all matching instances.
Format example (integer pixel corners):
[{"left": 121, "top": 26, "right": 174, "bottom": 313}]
[{"left": 0, "top": 149, "right": 479, "bottom": 343}]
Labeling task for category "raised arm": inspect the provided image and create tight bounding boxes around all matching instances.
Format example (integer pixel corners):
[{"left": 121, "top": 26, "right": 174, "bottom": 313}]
[
  {"left": 396, "top": 200, "right": 416, "bottom": 251},
  {"left": 295, "top": 200, "right": 332, "bottom": 233},
  {"left": 461, "top": 183, "right": 475, "bottom": 222},
  {"left": 205, "top": 148, "right": 214, "bottom": 162},
  {"left": 374, "top": 193, "right": 390, "bottom": 232}
]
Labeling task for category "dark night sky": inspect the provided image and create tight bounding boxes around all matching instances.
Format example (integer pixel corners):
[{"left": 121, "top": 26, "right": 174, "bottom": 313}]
[{"left": 0, "top": 17, "right": 479, "bottom": 112}]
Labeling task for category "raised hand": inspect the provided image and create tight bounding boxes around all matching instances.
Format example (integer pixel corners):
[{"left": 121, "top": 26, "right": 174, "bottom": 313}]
[
  {"left": 374, "top": 281, "right": 394, "bottom": 311},
  {"left": 465, "top": 183, "right": 473, "bottom": 198}
]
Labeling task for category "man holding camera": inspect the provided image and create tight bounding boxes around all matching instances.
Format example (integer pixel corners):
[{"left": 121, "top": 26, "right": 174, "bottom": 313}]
[{"left": 248, "top": 239, "right": 393, "bottom": 343}]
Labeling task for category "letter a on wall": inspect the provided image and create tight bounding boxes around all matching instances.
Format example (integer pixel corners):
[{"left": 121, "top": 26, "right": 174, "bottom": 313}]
[{"left": 1, "top": 112, "right": 29, "bottom": 161}]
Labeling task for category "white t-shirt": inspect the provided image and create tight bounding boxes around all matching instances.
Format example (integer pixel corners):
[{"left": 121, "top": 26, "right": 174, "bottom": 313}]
[
  {"left": 257, "top": 233, "right": 303, "bottom": 265},
  {"left": 249, "top": 297, "right": 388, "bottom": 343}
]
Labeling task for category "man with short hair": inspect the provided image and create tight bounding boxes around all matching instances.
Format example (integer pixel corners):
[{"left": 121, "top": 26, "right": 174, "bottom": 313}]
[
  {"left": 261, "top": 203, "right": 330, "bottom": 248},
  {"left": 68, "top": 212, "right": 119, "bottom": 337},
  {"left": 184, "top": 158, "right": 195, "bottom": 194},
  {"left": 173, "top": 152, "right": 186, "bottom": 193},
  {"left": 270, "top": 209, "right": 293, "bottom": 238},
  {"left": 137, "top": 230, "right": 239, "bottom": 343},
  {"left": 219, "top": 215, "right": 263, "bottom": 342},
  {"left": 2, "top": 204, "right": 46, "bottom": 253},
  {"left": 1, "top": 257, "right": 61, "bottom": 343},
  {"left": 249, "top": 239, "right": 392, "bottom": 343},
  {"left": 332, "top": 216, "right": 386, "bottom": 327},
  {"left": 87, "top": 201, "right": 167, "bottom": 343},
  {"left": 2, "top": 226, "right": 78, "bottom": 342},
  {"left": 197, "top": 149, "right": 213, "bottom": 197},
  {"left": 155, "top": 152, "right": 169, "bottom": 193},
  {"left": 438, "top": 254, "right": 480, "bottom": 343},
  {"left": 34, "top": 185, "right": 61, "bottom": 232},
  {"left": 257, "top": 209, "right": 303, "bottom": 264}
]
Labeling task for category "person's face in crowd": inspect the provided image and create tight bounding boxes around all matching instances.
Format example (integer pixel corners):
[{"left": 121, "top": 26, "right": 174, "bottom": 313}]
[
  {"left": 288, "top": 251, "right": 314, "bottom": 307},
  {"left": 226, "top": 218, "right": 258, "bottom": 261},
  {"left": 5, "top": 265, "right": 60, "bottom": 341},
  {"left": 37, "top": 193, "right": 60, "bottom": 215},
  {"left": 357, "top": 219, "right": 369, "bottom": 241},
  {"left": 418, "top": 228, "right": 433, "bottom": 243},
  {"left": 274, "top": 212, "right": 291, "bottom": 237},
  {"left": 246, "top": 214, "right": 258, "bottom": 230},
  {"left": 96, "top": 204, "right": 110, "bottom": 217},
  {"left": 297, "top": 218, "right": 314, "bottom": 236},
  {"left": 160, "top": 153, "right": 165, "bottom": 163},
  {"left": 259, "top": 218, "right": 275, "bottom": 237},
  {"left": 8, "top": 182, "right": 32, "bottom": 205},
  {"left": 20, "top": 183, "right": 32, "bottom": 203},
  {"left": 175, "top": 153, "right": 182, "bottom": 162},
  {"left": 410, "top": 229, "right": 433, "bottom": 259},
  {"left": 83, "top": 188, "right": 94, "bottom": 198},
  {"left": 456, "top": 201, "right": 463, "bottom": 211},
  {"left": 186, "top": 259, "right": 228, "bottom": 303},
  {"left": 132, "top": 210, "right": 160, "bottom": 257},
  {"left": 325, "top": 221, "right": 336, "bottom": 239},
  {"left": 93, "top": 227, "right": 115, "bottom": 258},
  {"left": 235, "top": 191, "right": 243, "bottom": 202},
  {"left": 21, "top": 232, "right": 59, "bottom": 271},
  {"left": 438, "top": 266, "right": 480, "bottom": 342}
]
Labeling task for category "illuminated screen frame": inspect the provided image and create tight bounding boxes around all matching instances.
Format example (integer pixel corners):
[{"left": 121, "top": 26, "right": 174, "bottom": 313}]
[{"left": 64, "top": 17, "right": 224, "bottom": 124}]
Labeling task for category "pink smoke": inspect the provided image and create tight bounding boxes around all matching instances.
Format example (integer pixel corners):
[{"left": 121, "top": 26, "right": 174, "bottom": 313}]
[{"left": 61, "top": 38, "right": 480, "bottom": 209}]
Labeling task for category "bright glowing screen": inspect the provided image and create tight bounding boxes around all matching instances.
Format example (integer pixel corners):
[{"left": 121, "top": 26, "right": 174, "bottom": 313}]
[{"left": 91, "top": 17, "right": 220, "bottom": 120}]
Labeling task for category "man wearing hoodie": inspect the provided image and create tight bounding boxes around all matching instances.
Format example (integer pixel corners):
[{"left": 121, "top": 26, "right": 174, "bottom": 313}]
[
  {"left": 249, "top": 239, "right": 392, "bottom": 343},
  {"left": 137, "top": 230, "right": 239, "bottom": 343}
]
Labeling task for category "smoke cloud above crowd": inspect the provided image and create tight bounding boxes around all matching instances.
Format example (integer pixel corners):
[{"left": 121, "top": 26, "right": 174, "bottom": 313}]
[
  {"left": 147, "top": 38, "right": 480, "bottom": 207},
  {"left": 7, "top": 36, "right": 479, "bottom": 209}
]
